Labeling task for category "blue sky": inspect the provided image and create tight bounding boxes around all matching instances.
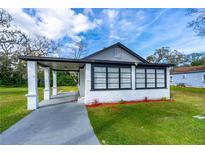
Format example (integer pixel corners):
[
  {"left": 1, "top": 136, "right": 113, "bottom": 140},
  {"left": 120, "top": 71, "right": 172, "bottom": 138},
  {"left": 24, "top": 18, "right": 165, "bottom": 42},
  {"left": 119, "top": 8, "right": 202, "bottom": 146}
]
[{"left": 7, "top": 8, "right": 205, "bottom": 58}]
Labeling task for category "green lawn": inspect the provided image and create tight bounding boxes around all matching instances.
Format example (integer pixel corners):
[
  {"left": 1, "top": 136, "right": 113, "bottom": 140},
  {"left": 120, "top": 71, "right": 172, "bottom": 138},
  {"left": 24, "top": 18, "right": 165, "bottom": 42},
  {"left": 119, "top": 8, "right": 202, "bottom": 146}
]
[
  {"left": 0, "top": 86, "right": 78, "bottom": 133},
  {"left": 87, "top": 86, "right": 205, "bottom": 145}
]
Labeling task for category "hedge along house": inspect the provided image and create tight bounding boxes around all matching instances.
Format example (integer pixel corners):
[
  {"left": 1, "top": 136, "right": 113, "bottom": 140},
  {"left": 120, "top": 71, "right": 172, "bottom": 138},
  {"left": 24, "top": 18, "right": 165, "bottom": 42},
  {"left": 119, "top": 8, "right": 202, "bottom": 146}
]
[{"left": 20, "top": 42, "right": 174, "bottom": 110}]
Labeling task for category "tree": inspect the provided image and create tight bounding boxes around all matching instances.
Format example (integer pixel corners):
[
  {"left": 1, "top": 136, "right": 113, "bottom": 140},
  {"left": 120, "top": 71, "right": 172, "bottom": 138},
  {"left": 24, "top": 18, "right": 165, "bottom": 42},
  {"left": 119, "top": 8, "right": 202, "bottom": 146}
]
[
  {"left": 167, "top": 50, "right": 187, "bottom": 65},
  {"left": 146, "top": 47, "right": 170, "bottom": 63},
  {"left": 191, "top": 59, "right": 205, "bottom": 66},
  {"left": 0, "top": 9, "right": 57, "bottom": 86},
  {"left": 146, "top": 47, "right": 187, "bottom": 66},
  {"left": 69, "top": 41, "right": 87, "bottom": 59},
  {"left": 187, "top": 9, "right": 205, "bottom": 37}
]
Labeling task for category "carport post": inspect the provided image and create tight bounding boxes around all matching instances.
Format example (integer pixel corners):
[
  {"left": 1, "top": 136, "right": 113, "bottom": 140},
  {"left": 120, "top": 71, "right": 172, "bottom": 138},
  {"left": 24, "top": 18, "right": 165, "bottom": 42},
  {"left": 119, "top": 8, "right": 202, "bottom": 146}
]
[
  {"left": 44, "top": 67, "right": 51, "bottom": 100},
  {"left": 52, "top": 70, "right": 57, "bottom": 95},
  {"left": 131, "top": 65, "right": 135, "bottom": 90},
  {"left": 27, "top": 61, "right": 39, "bottom": 110}
]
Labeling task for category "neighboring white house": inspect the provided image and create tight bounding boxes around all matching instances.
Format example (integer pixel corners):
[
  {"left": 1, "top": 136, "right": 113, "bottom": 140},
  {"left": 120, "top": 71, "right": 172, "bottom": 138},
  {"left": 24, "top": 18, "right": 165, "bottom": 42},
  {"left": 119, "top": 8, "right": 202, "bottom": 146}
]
[
  {"left": 20, "top": 42, "right": 174, "bottom": 110},
  {"left": 170, "top": 65, "right": 205, "bottom": 88}
]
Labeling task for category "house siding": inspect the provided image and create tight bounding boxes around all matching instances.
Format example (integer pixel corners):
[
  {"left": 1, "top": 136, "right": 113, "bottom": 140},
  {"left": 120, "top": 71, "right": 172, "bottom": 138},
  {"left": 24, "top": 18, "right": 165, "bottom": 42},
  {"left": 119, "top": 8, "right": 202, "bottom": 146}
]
[
  {"left": 87, "top": 46, "right": 142, "bottom": 62},
  {"left": 171, "top": 72, "right": 205, "bottom": 88},
  {"left": 83, "top": 64, "right": 170, "bottom": 104}
]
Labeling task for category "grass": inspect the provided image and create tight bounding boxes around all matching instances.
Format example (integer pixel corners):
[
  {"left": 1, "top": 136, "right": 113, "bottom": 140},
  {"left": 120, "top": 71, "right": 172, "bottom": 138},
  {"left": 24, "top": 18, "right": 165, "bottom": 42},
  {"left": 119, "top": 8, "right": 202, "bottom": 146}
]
[
  {"left": 87, "top": 86, "right": 205, "bottom": 144},
  {"left": 0, "top": 86, "right": 78, "bottom": 133}
]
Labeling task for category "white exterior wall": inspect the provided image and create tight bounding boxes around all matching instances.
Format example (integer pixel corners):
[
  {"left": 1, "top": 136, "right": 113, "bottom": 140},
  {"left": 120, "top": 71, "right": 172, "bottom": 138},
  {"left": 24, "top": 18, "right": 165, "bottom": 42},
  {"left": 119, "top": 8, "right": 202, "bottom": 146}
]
[
  {"left": 171, "top": 72, "right": 205, "bottom": 88},
  {"left": 83, "top": 64, "right": 170, "bottom": 104}
]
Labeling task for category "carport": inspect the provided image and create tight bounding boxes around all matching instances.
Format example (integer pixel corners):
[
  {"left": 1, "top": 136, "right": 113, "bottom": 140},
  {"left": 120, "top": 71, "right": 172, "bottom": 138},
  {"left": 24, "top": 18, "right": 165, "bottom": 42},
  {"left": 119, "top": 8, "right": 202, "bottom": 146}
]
[{"left": 19, "top": 56, "right": 87, "bottom": 110}]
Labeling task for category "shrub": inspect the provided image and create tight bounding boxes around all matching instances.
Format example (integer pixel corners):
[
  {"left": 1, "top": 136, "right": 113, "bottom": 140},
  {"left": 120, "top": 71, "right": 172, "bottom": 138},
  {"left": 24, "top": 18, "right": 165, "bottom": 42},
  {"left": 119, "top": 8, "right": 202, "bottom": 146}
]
[
  {"left": 177, "top": 83, "right": 186, "bottom": 87},
  {"left": 161, "top": 97, "right": 167, "bottom": 101}
]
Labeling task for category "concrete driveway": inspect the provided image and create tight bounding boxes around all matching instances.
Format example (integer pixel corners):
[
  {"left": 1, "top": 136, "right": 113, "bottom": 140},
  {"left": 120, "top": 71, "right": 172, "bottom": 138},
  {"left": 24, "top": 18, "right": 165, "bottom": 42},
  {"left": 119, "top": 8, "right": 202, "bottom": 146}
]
[{"left": 0, "top": 102, "right": 100, "bottom": 145}]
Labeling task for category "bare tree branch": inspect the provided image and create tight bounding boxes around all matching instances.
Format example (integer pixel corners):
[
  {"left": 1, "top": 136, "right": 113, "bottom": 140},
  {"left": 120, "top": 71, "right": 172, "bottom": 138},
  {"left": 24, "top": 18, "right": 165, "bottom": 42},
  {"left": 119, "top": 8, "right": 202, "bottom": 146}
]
[
  {"left": 69, "top": 41, "right": 87, "bottom": 59},
  {"left": 187, "top": 8, "right": 205, "bottom": 37}
]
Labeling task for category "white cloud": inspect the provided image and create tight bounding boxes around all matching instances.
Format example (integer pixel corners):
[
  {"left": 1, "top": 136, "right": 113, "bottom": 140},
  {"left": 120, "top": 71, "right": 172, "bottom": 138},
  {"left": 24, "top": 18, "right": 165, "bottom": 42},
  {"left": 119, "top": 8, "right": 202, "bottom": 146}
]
[
  {"left": 103, "top": 9, "right": 120, "bottom": 41},
  {"left": 169, "top": 34, "right": 205, "bottom": 54},
  {"left": 83, "top": 8, "right": 94, "bottom": 16},
  {"left": 7, "top": 8, "right": 99, "bottom": 41},
  {"left": 136, "top": 9, "right": 205, "bottom": 55},
  {"left": 102, "top": 9, "right": 149, "bottom": 43},
  {"left": 104, "top": 9, "right": 119, "bottom": 22}
]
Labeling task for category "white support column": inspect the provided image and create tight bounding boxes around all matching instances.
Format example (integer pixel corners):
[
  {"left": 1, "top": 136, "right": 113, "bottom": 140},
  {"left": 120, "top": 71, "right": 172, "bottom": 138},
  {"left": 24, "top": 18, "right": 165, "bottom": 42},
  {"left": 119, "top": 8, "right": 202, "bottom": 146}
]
[
  {"left": 84, "top": 64, "right": 91, "bottom": 104},
  {"left": 131, "top": 65, "right": 135, "bottom": 90},
  {"left": 77, "top": 72, "right": 80, "bottom": 89},
  {"left": 27, "top": 61, "right": 39, "bottom": 110},
  {"left": 44, "top": 67, "right": 51, "bottom": 100},
  {"left": 52, "top": 70, "right": 57, "bottom": 96}
]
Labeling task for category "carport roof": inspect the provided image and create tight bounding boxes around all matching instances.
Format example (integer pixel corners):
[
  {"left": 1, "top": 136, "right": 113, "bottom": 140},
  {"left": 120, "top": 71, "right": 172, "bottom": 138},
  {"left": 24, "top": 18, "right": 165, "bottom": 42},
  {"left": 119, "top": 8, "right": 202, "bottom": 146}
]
[{"left": 19, "top": 56, "right": 174, "bottom": 71}]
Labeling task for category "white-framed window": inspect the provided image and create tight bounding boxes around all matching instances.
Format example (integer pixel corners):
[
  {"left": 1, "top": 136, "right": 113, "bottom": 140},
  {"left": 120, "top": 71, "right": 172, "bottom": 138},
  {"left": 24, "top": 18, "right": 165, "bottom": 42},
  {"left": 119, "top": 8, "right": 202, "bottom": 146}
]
[
  {"left": 136, "top": 67, "right": 166, "bottom": 89},
  {"left": 93, "top": 66, "right": 106, "bottom": 90},
  {"left": 120, "top": 67, "right": 131, "bottom": 88},
  {"left": 108, "top": 67, "right": 119, "bottom": 89},
  {"left": 92, "top": 64, "right": 131, "bottom": 90},
  {"left": 147, "top": 69, "right": 156, "bottom": 88},
  {"left": 136, "top": 68, "right": 146, "bottom": 88},
  {"left": 156, "top": 69, "right": 165, "bottom": 88}
]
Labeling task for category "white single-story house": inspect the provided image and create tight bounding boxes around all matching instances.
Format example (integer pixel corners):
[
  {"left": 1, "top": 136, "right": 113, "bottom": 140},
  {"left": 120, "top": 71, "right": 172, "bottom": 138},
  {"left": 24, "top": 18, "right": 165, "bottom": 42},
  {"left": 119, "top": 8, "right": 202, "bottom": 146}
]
[
  {"left": 170, "top": 65, "right": 205, "bottom": 87},
  {"left": 20, "top": 42, "right": 174, "bottom": 110}
]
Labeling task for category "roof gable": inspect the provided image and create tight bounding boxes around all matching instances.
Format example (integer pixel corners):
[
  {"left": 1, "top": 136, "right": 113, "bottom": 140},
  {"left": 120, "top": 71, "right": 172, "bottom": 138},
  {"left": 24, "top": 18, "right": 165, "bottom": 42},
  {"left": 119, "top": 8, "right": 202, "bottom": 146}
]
[{"left": 83, "top": 42, "right": 148, "bottom": 63}]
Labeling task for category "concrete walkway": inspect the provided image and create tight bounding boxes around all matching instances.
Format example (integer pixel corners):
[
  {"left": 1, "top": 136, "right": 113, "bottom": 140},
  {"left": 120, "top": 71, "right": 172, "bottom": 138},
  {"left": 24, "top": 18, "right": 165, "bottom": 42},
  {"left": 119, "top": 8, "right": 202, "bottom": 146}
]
[
  {"left": 39, "top": 91, "right": 79, "bottom": 108},
  {"left": 0, "top": 102, "right": 100, "bottom": 145}
]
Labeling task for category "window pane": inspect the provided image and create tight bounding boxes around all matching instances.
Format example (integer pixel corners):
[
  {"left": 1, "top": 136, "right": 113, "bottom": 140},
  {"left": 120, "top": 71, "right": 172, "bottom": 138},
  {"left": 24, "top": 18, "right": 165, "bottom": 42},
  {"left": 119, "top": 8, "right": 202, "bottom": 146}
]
[
  {"left": 94, "top": 67, "right": 106, "bottom": 72},
  {"left": 108, "top": 83, "right": 119, "bottom": 89},
  {"left": 108, "top": 73, "right": 118, "bottom": 78},
  {"left": 157, "top": 83, "right": 165, "bottom": 87},
  {"left": 108, "top": 67, "right": 119, "bottom": 89},
  {"left": 121, "top": 68, "right": 131, "bottom": 73},
  {"left": 94, "top": 67, "right": 106, "bottom": 89},
  {"left": 121, "top": 78, "right": 131, "bottom": 83},
  {"left": 136, "top": 83, "right": 145, "bottom": 88},
  {"left": 136, "top": 78, "right": 145, "bottom": 83},
  {"left": 121, "top": 83, "right": 131, "bottom": 88},
  {"left": 136, "top": 69, "right": 145, "bottom": 73},
  {"left": 136, "top": 68, "right": 146, "bottom": 89},
  {"left": 147, "top": 78, "right": 155, "bottom": 82},
  {"left": 157, "top": 69, "right": 164, "bottom": 74},
  {"left": 108, "top": 67, "right": 118, "bottom": 72},
  {"left": 94, "top": 72, "right": 106, "bottom": 78},
  {"left": 94, "top": 78, "right": 106, "bottom": 83},
  {"left": 156, "top": 69, "right": 165, "bottom": 88},
  {"left": 147, "top": 74, "right": 155, "bottom": 78},
  {"left": 94, "top": 84, "right": 106, "bottom": 89},
  {"left": 147, "top": 83, "right": 155, "bottom": 88},
  {"left": 108, "top": 78, "right": 119, "bottom": 83},
  {"left": 136, "top": 73, "right": 145, "bottom": 78},
  {"left": 157, "top": 78, "right": 164, "bottom": 82},
  {"left": 147, "top": 69, "right": 155, "bottom": 74},
  {"left": 146, "top": 69, "right": 155, "bottom": 88},
  {"left": 157, "top": 74, "right": 164, "bottom": 78},
  {"left": 120, "top": 68, "right": 131, "bottom": 89}
]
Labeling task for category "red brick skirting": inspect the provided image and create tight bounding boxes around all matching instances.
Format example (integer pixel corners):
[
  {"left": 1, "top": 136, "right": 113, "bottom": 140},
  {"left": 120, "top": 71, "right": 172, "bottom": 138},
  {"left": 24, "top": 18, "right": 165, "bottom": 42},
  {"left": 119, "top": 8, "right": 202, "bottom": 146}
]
[{"left": 86, "top": 99, "right": 175, "bottom": 108}]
